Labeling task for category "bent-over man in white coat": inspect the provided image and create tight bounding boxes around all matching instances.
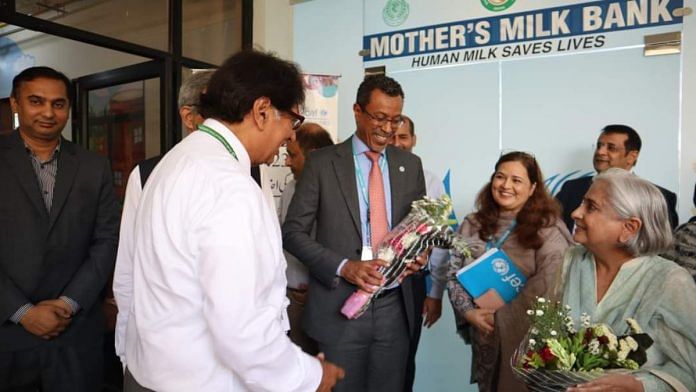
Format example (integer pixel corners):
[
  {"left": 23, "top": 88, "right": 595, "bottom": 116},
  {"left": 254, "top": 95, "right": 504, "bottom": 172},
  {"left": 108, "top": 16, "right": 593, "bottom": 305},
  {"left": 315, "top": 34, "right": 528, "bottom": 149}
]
[{"left": 114, "top": 50, "right": 344, "bottom": 392}]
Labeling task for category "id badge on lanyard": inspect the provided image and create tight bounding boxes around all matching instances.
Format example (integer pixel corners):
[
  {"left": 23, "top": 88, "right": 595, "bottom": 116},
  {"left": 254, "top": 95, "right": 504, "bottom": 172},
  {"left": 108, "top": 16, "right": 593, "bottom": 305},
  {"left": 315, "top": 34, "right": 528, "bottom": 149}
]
[{"left": 361, "top": 246, "right": 373, "bottom": 261}]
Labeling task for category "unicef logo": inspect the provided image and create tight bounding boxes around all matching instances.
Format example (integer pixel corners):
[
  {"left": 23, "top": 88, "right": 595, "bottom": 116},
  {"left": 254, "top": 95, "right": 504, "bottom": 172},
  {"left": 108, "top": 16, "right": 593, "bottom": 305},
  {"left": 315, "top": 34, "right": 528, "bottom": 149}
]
[
  {"left": 480, "top": 0, "right": 516, "bottom": 12},
  {"left": 492, "top": 259, "right": 509, "bottom": 275},
  {"left": 383, "top": 0, "right": 410, "bottom": 27}
]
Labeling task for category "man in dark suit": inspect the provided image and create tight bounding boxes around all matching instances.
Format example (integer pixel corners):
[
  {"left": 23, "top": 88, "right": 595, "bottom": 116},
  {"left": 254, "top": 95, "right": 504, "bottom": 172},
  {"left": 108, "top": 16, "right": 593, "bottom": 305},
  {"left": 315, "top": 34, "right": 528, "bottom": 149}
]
[
  {"left": 0, "top": 66, "right": 120, "bottom": 391},
  {"left": 283, "top": 75, "right": 426, "bottom": 392},
  {"left": 556, "top": 124, "right": 678, "bottom": 231}
]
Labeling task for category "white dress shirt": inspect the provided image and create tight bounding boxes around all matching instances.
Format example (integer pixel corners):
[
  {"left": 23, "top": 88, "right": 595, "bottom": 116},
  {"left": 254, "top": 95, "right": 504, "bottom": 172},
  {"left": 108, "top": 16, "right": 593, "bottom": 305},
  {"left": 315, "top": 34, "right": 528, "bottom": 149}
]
[
  {"left": 113, "top": 166, "right": 142, "bottom": 368},
  {"left": 113, "top": 119, "right": 321, "bottom": 391}
]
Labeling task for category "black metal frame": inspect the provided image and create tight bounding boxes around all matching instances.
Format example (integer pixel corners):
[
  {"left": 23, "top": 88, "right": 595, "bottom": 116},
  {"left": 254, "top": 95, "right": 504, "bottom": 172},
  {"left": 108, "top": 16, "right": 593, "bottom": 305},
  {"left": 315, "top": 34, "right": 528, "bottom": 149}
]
[{"left": 0, "top": 0, "right": 254, "bottom": 150}]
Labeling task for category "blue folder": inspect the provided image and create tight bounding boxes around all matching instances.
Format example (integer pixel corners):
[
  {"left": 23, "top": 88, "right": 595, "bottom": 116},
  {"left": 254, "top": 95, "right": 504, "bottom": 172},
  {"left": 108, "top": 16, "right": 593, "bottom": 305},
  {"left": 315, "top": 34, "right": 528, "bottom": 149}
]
[{"left": 456, "top": 247, "right": 527, "bottom": 303}]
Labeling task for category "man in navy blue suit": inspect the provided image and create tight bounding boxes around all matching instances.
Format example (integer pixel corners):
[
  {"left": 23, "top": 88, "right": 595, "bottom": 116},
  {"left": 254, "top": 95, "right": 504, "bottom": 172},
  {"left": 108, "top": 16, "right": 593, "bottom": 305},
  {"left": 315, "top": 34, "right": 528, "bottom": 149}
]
[{"left": 556, "top": 124, "right": 678, "bottom": 231}]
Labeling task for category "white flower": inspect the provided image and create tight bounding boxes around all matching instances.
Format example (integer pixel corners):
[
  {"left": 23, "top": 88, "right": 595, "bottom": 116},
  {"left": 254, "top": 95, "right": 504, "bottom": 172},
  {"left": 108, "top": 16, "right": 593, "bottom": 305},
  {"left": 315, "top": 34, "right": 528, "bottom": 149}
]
[
  {"left": 400, "top": 232, "right": 419, "bottom": 249},
  {"left": 626, "top": 318, "right": 643, "bottom": 334},
  {"left": 535, "top": 310, "right": 544, "bottom": 316},
  {"left": 565, "top": 304, "right": 571, "bottom": 310},
  {"left": 529, "top": 338, "right": 536, "bottom": 347},
  {"left": 617, "top": 339, "right": 631, "bottom": 361},
  {"left": 530, "top": 327, "right": 539, "bottom": 335},
  {"left": 537, "top": 297, "right": 546, "bottom": 303},
  {"left": 526, "top": 309, "right": 534, "bottom": 316},
  {"left": 377, "top": 246, "right": 396, "bottom": 262},
  {"left": 550, "top": 330, "right": 558, "bottom": 336},
  {"left": 581, "top": 313, "right": 591, "bottom": 327},
  {"left": 606, "top": 331, "right": 618, "bottom": 351},
  {"left": 565, "top": 318, "right": 576, "bottom": 334},
  {"left": 624, "top": 336, "right": 638, "bottom": 351},
  {"left": 588, "top": 339, "right": 601, "bottom": 355}
]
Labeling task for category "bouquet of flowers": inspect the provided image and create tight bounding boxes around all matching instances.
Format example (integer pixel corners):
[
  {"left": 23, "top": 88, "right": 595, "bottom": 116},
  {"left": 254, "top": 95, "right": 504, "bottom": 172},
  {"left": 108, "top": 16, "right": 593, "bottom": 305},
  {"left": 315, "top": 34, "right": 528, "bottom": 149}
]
[
  {"left": 512, "top": 297, "right": 654, "bottom": 391},
  {"left": 341, "top": 195, "right": 470, "bottom": 319}
]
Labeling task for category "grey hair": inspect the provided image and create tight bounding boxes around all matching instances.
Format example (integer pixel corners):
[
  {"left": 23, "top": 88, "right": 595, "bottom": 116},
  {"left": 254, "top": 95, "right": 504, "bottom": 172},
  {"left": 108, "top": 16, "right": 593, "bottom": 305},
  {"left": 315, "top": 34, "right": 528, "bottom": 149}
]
[
  {"left": 177, "top": 70, "right": 215, "bottom": 109},
  {"left": 594, "top": 168, "right": 673, "bottom": 255}
]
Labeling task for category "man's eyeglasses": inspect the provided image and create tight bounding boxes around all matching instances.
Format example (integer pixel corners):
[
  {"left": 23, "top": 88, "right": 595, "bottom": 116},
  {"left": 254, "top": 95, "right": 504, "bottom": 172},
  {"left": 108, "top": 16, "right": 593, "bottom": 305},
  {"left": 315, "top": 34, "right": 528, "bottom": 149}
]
[
  {"left": 360, "top": 106, "right": 404, "bottom": 129},
  {"left": 276, "top": 109, "right": 305, "bottom": 130}
]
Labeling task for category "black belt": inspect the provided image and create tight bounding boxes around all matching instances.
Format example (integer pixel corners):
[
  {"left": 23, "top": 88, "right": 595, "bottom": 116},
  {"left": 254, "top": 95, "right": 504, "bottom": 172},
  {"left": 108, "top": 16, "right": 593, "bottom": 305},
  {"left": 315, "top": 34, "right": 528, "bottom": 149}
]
[{"left": 374, "top": 286, "right": 400, "bottom": 300}]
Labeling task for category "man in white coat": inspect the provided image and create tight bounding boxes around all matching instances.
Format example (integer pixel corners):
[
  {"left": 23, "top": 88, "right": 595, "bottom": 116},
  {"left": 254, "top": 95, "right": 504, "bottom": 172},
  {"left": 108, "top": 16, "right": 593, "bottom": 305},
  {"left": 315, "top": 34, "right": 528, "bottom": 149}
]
[{"left": 114, "top": 50, "right": 343, "bottom": 392}]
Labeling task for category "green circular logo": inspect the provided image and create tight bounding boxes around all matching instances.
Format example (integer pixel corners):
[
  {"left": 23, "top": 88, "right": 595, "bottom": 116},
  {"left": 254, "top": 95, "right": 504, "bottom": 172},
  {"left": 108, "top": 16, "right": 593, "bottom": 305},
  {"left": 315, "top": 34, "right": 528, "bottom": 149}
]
[
  {"left": 480, "top": 0, "right": 516, "bottom": 12},
  {"left": 383, "top": 0, "right": 410, "bottom": 27}
]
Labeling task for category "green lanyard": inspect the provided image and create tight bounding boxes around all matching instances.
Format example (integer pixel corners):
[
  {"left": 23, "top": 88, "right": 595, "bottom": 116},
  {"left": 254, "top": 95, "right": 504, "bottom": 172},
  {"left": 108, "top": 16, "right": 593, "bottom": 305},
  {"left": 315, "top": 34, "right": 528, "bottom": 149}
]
[{"left": 198, "top": 124, "right": 238, "bottom": 161}]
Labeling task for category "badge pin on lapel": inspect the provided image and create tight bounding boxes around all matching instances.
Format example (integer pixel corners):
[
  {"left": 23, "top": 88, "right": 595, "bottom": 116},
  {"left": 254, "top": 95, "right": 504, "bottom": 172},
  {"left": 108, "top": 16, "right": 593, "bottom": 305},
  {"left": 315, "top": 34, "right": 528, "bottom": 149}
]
[{"left": 399, "top": 166, "right": 405, "bottom": 172}]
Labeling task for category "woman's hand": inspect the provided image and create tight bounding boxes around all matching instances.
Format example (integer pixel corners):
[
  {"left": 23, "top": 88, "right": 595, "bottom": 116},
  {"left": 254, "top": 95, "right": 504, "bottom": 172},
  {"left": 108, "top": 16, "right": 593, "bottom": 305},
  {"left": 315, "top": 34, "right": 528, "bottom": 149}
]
[
  {"left": 566, "top": 374, "right": 644, "bottom": 392},
  {"left": 463, "top": 308, "right": 495, "bottom": 335}
]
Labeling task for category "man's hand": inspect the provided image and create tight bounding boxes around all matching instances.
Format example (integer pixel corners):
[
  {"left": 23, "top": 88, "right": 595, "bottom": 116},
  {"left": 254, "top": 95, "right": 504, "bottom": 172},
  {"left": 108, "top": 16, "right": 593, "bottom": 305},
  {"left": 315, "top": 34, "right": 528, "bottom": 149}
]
[
  {"left": 399, "top": 252, "right": 429, "bottom": 282},
  {"left": 19, "top": 304, "right": 72, "bottom": 339},
  {"left": 38, "top": 299, "right": 73, "bottom": 316},
  {"left": 316, "top": 353, "right": 345, "bottom": 392},
  {"left": 340, "top": 259, "right": 389, "bottom": 293},
  {"left": 566, "top": 374, "right": 644, "bottom": 392},
  {"left": 463, "top": 308, "right": 495, "bottom": 335},
  {"left": 422, "top": 297, "right": 442, "bottom": 328}
]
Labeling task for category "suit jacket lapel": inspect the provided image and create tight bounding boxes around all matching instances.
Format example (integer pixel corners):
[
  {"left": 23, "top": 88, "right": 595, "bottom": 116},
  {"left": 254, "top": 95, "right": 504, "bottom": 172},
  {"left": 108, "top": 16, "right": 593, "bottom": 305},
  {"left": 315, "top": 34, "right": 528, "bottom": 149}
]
[
  {"left": 332, "top": 139, "right": 362, "bottom": 238},
  {"left": 49, "top": 140, "right": 78, "bottom": 230},
  {"left": 386, "top": 146, "right": 407, "bottom": 224},
  {"left": 1, "top": 131, "right": 49, "bottom": 219}
]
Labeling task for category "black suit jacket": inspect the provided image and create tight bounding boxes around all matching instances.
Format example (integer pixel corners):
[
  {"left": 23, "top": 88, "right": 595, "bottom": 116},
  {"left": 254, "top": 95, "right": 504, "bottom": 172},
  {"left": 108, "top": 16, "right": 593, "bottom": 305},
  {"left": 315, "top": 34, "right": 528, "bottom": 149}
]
[
  {"left": 556, "top": 175, "right": 679, "bottom": 231},
  {"left": 282, "top": 138, "right": 426, "bottom": 343},
  {"left": 0, "top": 131, "right": 120, "bottom": 352}
]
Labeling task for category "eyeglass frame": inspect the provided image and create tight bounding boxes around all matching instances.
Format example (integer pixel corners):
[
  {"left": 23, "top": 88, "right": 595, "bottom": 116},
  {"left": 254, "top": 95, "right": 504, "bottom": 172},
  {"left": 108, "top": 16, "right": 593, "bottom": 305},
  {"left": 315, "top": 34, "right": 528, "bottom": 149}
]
[
  {"left": 275, "top": 108, "right": 305, "bottom": 130},
  {"left": 358, "top": 105, "right": 404, "bottom": 129}
]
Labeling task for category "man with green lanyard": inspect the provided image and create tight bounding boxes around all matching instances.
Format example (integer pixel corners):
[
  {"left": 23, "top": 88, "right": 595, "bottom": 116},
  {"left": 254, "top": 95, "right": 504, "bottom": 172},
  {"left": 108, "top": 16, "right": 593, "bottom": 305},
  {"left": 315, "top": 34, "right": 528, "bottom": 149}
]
[{"left": 117, "top": 50, "right": 343, "bottom": 392}]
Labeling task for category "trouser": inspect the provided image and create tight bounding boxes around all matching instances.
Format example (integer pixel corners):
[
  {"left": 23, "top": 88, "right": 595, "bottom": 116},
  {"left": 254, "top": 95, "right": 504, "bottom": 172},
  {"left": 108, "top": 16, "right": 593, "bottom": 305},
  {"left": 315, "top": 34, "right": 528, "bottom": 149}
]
[
  {"left": 0, "top": 339, "right": 103, "bottom": 392},
  {"left": 318, "top": 288, "right": 410, "bottom": 392},
  {"left": 124, "top": 368, "right": 154, "bottom": 392},
  {"left": 287, "top": 287, "right": 319, "bottom": 355}
]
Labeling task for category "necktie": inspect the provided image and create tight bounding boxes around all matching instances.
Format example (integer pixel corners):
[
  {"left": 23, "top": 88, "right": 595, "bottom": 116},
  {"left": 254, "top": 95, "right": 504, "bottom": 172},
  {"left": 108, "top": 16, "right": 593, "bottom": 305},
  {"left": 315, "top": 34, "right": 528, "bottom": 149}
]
[{"left": 366, "top": 151, "right": 388, "bottom": 248}]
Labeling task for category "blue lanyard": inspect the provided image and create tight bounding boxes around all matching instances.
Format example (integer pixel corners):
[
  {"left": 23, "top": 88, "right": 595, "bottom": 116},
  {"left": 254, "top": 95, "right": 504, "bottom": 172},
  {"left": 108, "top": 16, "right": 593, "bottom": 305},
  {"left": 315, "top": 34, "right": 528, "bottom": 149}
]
[{"left": 486, "top": 220, "right": 517, "bottom": 250}]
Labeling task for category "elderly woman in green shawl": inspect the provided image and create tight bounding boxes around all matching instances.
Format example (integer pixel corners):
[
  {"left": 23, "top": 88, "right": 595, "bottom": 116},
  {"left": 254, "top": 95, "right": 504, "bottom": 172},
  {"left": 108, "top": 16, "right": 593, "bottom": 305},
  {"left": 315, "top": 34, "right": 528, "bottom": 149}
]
[{"left": 557, "top": 168, "right": 696, "bottom": 392}]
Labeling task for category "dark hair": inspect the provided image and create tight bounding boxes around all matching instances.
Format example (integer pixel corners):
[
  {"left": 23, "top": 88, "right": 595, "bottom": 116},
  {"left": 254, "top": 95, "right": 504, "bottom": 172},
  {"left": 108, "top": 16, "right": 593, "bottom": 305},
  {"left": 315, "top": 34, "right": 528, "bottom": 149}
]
[
  {"left": 355, "top": 74, "right": 404, "bottom": 109},
  {"left": 198, "top": 50, "right": 304, "bottom": 123},
  {"left": 402, "top": 115, "right": 415, "bottom": 135},
  {"left": 295, "top": 122, "right": 333, "bottom": 155},
  {"left": 474, "top": 151, "right": 561, "bottom": 250},
  {"left": 601, "top": 124, "right": 642, "bottom": 152},
  {"left": 12, "top": 66, "right": 71, "bottom": 101}
]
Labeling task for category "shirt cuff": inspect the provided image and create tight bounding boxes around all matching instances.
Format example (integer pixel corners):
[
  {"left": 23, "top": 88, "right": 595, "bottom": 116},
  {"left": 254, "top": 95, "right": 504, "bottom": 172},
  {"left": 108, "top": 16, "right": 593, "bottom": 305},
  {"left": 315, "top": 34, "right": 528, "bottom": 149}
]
[
  {"left": 59, "top": 296, "right": 80, "bottom": 315},
  {"left": 427, "top": 278, "right": 446, "bottom": 299},
  {"left": 336, "top": 258, "right": 349, "bottom": 276},
  {"left": 10, "top": 303, "right": 34, "bottom": 324}
]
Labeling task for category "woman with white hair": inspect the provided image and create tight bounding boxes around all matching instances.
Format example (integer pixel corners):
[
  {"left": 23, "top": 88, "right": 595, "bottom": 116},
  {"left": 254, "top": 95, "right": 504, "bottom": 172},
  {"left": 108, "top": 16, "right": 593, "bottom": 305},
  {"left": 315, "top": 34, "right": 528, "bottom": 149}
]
[{"left": 555, "top": 169, "right": 696, "bottom": 392}]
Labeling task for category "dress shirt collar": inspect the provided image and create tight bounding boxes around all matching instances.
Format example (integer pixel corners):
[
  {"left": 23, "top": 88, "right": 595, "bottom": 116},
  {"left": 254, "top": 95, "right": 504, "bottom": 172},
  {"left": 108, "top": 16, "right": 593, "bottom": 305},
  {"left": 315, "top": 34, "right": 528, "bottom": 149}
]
[
  {"left": 351, "top": 133, "right": 386, "bottom": 159},
  {"left": 201, "top": 118, "right": 251, "bottom": 172}
]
